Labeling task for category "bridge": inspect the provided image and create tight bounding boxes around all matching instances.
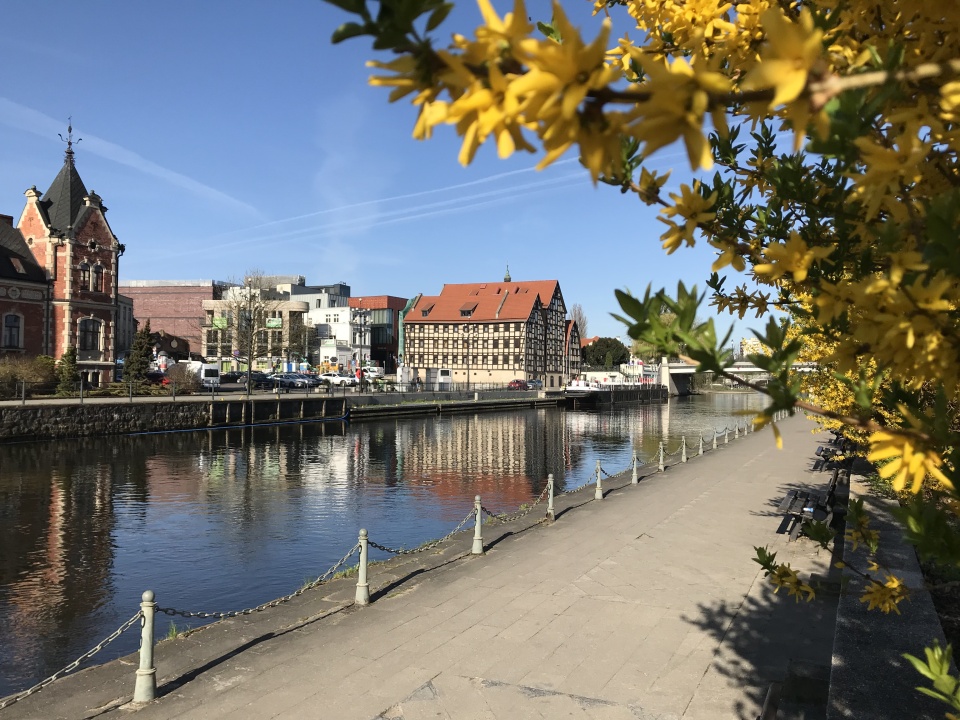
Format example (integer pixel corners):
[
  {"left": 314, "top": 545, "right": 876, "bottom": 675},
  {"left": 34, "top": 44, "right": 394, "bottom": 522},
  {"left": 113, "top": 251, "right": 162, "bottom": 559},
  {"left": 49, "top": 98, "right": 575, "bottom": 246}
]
[{"left": 661, "top": 359, "right": 819, "bottom": 395}]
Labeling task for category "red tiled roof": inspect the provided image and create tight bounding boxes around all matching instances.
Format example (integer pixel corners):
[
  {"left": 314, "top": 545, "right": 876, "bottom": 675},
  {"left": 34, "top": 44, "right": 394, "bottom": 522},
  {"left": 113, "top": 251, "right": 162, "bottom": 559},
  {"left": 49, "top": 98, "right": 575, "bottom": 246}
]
[
  {"left": 580, "top": 336, "right": 600, "bottom": 348},
  {"left": 405, "top": 280, "right": 559, "bottom": 323}
]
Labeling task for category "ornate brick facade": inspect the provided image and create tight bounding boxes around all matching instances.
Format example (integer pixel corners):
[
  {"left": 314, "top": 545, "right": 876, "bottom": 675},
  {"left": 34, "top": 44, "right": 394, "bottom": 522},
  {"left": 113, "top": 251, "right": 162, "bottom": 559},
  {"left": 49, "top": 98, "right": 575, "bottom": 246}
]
[{"left": 3, "top": 138, "right": 126, "bottom": 386}]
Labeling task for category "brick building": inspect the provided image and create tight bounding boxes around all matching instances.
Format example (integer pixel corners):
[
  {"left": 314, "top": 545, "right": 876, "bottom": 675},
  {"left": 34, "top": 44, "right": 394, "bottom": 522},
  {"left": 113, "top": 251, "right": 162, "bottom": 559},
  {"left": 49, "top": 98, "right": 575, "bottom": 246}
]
[
  {"left": 6, "top": 136, "right": 127, "bottom": 385},
  {"left": 401, "top": 277, "right": 578, "bottom": 389},
  {"left": 0, "top": 216, "right": 48, "bottom": 357},
  {"left": 118, "top": 279, "right": 231, "bottom": 356}
]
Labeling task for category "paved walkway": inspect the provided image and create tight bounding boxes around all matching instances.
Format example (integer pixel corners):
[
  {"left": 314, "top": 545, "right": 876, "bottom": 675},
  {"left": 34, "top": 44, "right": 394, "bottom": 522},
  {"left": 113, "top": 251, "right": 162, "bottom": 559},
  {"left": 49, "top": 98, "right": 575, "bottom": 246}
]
[{"left": 4, "top": 415, "right": 839, "bottom": 720}]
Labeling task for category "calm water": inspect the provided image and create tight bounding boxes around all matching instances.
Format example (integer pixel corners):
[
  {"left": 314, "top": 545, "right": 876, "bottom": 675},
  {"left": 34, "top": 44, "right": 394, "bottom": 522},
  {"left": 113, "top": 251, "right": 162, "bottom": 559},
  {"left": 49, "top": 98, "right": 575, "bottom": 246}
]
[{"left": 0, "top": 393, "right": 765, "bottom": 696}]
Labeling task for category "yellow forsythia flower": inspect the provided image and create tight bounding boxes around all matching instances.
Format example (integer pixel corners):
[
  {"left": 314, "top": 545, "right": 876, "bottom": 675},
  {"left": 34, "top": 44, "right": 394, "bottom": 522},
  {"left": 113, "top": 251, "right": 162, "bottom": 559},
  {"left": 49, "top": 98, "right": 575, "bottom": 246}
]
[
  {"left": 741, "top": 8, "right": 824, "bottom": 106},
  {"left": 867, "top": 431, "right": 953, "bottom": 494},
  {"left": 860, "top": 573, "right": 909, "bottom": 614},
  {"left": 754, "top": 232, "right": 833, "bottom": 283}
]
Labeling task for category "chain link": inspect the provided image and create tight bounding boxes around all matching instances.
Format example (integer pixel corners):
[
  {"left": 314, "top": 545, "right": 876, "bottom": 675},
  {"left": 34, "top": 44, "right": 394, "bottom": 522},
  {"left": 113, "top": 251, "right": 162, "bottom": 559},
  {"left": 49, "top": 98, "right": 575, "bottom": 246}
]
[
  {"left": 664, "top": 441, "right": 684, "bottom": 457},
  {"left": 368, "top": 509, "right": 477, "bottom": 555},
  {"left": 157, "top": 543, "right": 360, "bottom": 620},
  {"left": 0, "top": 611, "right": 143, "bottom": 710},
  {"left": 481, "top": 482, "right": 551, "bottom": 523}
]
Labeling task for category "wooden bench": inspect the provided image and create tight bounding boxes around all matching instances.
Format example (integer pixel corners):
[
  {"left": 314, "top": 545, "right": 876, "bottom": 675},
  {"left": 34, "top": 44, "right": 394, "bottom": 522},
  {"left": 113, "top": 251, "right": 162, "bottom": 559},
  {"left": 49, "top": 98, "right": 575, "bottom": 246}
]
[{"left": 779, "top": 468, "right": 844, "bottom": 541}]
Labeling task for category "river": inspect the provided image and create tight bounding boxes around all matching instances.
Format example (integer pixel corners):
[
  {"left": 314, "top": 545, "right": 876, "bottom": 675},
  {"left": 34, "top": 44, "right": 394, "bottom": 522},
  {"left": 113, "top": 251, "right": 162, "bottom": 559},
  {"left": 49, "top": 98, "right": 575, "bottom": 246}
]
[{"left": 0, "top": 392, "right": 766, "bottom": 697}]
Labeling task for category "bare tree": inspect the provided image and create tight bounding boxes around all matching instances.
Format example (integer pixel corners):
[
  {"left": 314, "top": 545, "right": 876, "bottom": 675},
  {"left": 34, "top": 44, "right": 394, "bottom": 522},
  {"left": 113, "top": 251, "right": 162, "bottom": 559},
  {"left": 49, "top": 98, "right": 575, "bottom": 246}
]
[
  {"left": 570, "top": 303, "right": 589, "bottom": 338},
  {"left": 204, "top": 270, "right": 300, "bottom": 370}
]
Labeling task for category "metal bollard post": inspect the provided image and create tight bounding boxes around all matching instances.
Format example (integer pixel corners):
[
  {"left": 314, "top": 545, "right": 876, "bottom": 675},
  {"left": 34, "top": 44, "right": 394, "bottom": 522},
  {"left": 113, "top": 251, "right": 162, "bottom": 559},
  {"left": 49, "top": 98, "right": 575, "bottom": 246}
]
[
  {"left": 698, "top": 434, "right": 704, "bottom": 456},
  {"left": 681, "top": 436, "right": 687, "bottom": 463},
  {"left": 658, "top": 441, "right": 665, "bottom": 472},
  {"left": 631, "top": 456, "right": 639, "bottom": 484},
  {"left": 546, "top": 474, "right": 555, "bottom": 522},
  {"left": 133, "top": 590, "right": 157, "bottom": 703},
  {"left": 735, "top": 424, "right": 740, "bottom": 439},
  {"left": 594, "top": 460, "right": 603, "bottom": 500},
  {"left": 355, "top": 529, "right": 370, "bottom": 605},
  {"left": 472, "top": 496, "right": 484, "bottom": 555},
  {"left": 712, "top": 431, "right": 717, "bottom": 450},
  {"left": 725, "top": 428, "right": 729, "bottom": 444},
  {"left": 21, "top": 381, "right": 26, "bottom": 406},
  {"left": 129, "top": 381, "right": 134, "bottom": 403}
]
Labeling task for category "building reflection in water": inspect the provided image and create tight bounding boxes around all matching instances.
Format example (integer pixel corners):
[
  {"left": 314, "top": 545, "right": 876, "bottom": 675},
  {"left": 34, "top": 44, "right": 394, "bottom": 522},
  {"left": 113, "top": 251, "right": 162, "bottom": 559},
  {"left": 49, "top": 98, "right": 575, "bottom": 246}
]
[{"left": 0, "top": 395, "right": 765, "bottom": 697}]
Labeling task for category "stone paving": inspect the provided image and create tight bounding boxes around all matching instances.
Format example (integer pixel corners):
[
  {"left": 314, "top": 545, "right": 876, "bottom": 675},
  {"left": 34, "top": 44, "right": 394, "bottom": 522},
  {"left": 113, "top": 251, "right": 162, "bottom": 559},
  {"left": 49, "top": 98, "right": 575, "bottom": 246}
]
[{"left": 2, "top": 415, "right": 842, "bottom": 720}]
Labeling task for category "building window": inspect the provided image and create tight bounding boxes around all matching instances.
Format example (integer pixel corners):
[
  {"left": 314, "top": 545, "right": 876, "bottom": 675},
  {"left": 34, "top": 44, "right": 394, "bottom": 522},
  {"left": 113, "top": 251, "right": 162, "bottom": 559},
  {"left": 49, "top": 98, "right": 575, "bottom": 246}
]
[
  {"left": 79, "top": 318, "right": 101, "bottom": 351},
  {"left": 2, "top": 314, "right": 22, "bottom": 348},
  {"left": 79, "top": 263, "right": 90, "bottom": 289},
  {"left": 92, "top": 265, "right": 104, "bottom": 292}
]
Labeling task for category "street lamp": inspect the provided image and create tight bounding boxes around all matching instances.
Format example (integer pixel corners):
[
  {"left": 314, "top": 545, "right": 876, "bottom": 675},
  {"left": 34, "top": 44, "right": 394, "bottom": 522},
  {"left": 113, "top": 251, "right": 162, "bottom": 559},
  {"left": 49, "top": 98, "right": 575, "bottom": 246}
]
[{"left": 353, "top": 308, "right": 369, "bottom": 390}]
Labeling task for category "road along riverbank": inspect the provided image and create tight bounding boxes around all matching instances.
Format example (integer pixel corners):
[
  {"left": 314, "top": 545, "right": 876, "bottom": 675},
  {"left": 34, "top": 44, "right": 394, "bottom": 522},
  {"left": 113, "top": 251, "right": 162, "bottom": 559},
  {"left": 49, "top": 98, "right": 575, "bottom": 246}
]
[{"left": 1, "top": 413, "right": 852, "bottom": 720}]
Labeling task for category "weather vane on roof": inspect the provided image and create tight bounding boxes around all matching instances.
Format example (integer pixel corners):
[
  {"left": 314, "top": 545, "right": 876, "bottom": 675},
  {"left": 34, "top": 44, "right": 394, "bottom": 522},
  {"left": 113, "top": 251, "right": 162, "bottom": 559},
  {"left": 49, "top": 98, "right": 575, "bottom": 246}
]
[{"left": 58, "top": 117, "right": 82, "bottom": 162}]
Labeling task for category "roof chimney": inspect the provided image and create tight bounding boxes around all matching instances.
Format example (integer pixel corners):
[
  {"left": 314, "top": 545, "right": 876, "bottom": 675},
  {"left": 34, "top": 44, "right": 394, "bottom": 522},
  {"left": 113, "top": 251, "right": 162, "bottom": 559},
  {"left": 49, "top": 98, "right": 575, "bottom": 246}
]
[{"left": 0, "top": 214, "right": 12, "bottom": 227}]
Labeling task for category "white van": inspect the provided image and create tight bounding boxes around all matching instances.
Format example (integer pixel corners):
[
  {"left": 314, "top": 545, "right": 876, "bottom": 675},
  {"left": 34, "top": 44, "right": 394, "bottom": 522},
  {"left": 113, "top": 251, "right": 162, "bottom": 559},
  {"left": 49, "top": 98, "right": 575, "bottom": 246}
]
[
  {"left": 362, "top": 366, "right": 384, "bottom": 379},
  {"left": 185, "top": 361, "right": 221, "bottom": 388}
]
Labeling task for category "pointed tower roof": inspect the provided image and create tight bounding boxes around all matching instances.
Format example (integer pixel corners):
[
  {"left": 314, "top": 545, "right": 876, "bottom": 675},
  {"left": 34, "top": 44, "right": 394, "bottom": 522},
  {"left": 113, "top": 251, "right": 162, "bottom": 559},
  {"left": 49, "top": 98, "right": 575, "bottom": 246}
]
[{"left": 39, "top": 151, "right": 88, "bottom": 235}]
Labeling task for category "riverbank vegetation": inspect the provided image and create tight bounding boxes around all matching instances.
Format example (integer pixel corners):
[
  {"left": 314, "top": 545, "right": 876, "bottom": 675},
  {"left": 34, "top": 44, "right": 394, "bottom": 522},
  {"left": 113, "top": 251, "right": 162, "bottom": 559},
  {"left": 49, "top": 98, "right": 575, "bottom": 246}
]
[{"left": 325, "top": 0, "right": 960, "bottom": 711}]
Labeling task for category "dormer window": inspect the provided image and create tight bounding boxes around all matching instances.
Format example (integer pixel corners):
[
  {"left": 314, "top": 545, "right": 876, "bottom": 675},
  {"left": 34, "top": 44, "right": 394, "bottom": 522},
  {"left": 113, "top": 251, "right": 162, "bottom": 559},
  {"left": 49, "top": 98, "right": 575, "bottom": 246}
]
[
  {"left": 421, "top": 303, "right": 434, "bottom": 318},
  {"left": 92, "top": 265, "right": 104, "bottom": 292},
  {"left": 79, "top": 263, "right": 90, "bottom": 288}
]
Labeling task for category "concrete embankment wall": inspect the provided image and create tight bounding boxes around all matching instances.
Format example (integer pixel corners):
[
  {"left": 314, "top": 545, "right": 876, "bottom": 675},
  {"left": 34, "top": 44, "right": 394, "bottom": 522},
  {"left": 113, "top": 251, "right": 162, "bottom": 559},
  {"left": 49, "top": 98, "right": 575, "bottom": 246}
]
[
  {"left": 0, "top": 395, "right": 349, "bottom": 442},
  {"left": 0, "top": 391, "right": 565, "bottom": 442}
]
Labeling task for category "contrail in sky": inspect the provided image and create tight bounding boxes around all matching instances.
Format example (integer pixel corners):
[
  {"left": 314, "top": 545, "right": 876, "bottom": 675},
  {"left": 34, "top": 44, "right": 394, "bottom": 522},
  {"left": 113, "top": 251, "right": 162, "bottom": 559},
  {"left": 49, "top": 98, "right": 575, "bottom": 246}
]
[
  {"left": 0, "top": 98, "right": 261, "bottom": 218},
  {"left": 212, "top": 146, "right": 692, "bottom": 245}
]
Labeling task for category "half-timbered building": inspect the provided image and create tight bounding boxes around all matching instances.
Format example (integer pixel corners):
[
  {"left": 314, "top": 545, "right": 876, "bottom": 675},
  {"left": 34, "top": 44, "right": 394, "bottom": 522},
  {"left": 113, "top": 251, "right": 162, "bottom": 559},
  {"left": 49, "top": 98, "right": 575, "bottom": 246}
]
[{"left": 401, "top": 277, "right": 580, "bottom": 389}]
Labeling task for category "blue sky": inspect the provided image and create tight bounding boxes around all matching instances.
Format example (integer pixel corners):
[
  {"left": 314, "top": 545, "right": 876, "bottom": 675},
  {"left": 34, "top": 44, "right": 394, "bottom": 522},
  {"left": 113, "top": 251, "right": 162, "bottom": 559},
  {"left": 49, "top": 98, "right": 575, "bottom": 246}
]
[{"left": 0, "top": 0, "right": 762, "bottom": 345}]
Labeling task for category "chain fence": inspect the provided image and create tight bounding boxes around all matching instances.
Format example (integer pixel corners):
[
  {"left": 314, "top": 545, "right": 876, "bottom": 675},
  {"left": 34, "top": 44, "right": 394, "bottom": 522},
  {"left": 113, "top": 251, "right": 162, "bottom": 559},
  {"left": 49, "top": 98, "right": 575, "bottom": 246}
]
[
  {"left": 157, "top": 542, "right": 361, "bottom": 620},
  {"left": 368, "top": 509, "right": 478, "bottom": 555},
  {"left": 481, "top": 482, "right": 552, "bottom": 523},
  {"left": 0, "top": 611, "right": 143, "bottom": 711}
]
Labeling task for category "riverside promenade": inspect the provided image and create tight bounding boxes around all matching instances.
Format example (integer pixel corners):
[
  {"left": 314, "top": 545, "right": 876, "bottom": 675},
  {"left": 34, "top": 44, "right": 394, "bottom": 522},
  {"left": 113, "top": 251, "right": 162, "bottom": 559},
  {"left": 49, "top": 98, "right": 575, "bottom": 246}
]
[{"left": 4, "top": 416, "right": 843, "bottom": 719}]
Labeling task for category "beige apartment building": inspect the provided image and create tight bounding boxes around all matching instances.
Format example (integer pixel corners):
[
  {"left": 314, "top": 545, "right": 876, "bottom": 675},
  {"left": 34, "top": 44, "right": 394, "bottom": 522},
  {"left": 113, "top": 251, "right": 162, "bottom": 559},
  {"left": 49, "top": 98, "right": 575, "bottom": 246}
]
[
  {"left": 200, "top": 284, "right": 308, "bottom": 370},
  {"left": 401, "top": 277, "right": 581, "bottom": 389}
]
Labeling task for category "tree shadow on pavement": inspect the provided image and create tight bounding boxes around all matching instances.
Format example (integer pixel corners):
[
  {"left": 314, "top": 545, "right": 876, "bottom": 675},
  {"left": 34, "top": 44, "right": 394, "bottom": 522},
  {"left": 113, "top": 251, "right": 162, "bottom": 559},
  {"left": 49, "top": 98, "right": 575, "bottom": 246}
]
[{"left": 682, "top": 576, "right": 838, "bottom": 719}]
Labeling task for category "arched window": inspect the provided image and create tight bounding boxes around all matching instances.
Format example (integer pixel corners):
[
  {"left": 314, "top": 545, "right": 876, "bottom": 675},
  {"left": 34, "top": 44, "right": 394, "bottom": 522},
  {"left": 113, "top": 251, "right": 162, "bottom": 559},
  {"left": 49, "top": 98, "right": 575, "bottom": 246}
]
[
  {"left": 2, "top": 314, "right": 22, "bottom": 348},
  {"left": 79, "top": 263, "right": 90, "bottom": 289},
  {"left": 92, "top": 265, "right": 104, "bottom": 292},
  {"left": 79, "top": 318, "right": 101, "bottom": 351}
]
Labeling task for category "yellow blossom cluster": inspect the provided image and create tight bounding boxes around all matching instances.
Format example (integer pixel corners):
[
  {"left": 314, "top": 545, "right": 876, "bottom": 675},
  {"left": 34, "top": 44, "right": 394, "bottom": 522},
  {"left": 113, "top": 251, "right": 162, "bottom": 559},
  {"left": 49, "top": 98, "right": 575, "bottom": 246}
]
[
  {"left": 767, "top": 562, "right": 815, "bottom": 602},
  {"left": 860, "top": 573, "right": 910, "bottom": 614}
]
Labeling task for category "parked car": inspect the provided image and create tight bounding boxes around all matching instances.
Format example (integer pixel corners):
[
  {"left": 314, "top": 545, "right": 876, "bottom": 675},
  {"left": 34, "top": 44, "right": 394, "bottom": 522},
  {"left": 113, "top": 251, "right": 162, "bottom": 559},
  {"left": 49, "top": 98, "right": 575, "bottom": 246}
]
[
  {"left": 292, "top": 373, "right": 322, "bottom": 387},
  {"left": 507, "top": 379, "right": 528, "bottom": 390},
  {"left": 319, "top": 372, "right": 357, "bottom": 387},
  {"left": 220, "top": 371, "right": 243, "bottom": 384},
  {"left": 238, "top": 371, "right": 272, "bottom": 389},
  {"left": 268, "top": 373, "right": 314, "bottom": 389},
  {"left": 144, "top": 371, "right": 169, "bottom": 386},
  {"left": 527, "top": 379, "right": 543, "bottom": 390},
  {"left": 362, "top": 366, "right": 384, "bottom": 379}
]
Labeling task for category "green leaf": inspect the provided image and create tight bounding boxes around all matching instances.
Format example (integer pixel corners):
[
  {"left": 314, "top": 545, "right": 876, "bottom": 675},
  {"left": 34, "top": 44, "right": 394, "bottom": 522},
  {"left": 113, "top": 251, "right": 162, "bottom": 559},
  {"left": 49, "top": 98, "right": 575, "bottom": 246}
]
[
  {"left": 324, "top": 0, "right": 365, "bottom": 14},
  {"left": 426, "top": 3, "right": 453, "bottom": 31},
  {"left": 537, "top": 20, "right": 561, "bottom": 43},
  {"left": 331, "top": 21, "right": 369, "bottom": 43}
]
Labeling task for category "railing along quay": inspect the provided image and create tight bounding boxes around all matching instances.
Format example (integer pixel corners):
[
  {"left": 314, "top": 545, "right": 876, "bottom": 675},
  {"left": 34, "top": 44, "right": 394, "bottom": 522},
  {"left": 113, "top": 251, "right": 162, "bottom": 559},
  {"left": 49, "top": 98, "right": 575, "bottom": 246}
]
[{"left": 0, "top": 409, "right": 791, "bottom": 711}]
